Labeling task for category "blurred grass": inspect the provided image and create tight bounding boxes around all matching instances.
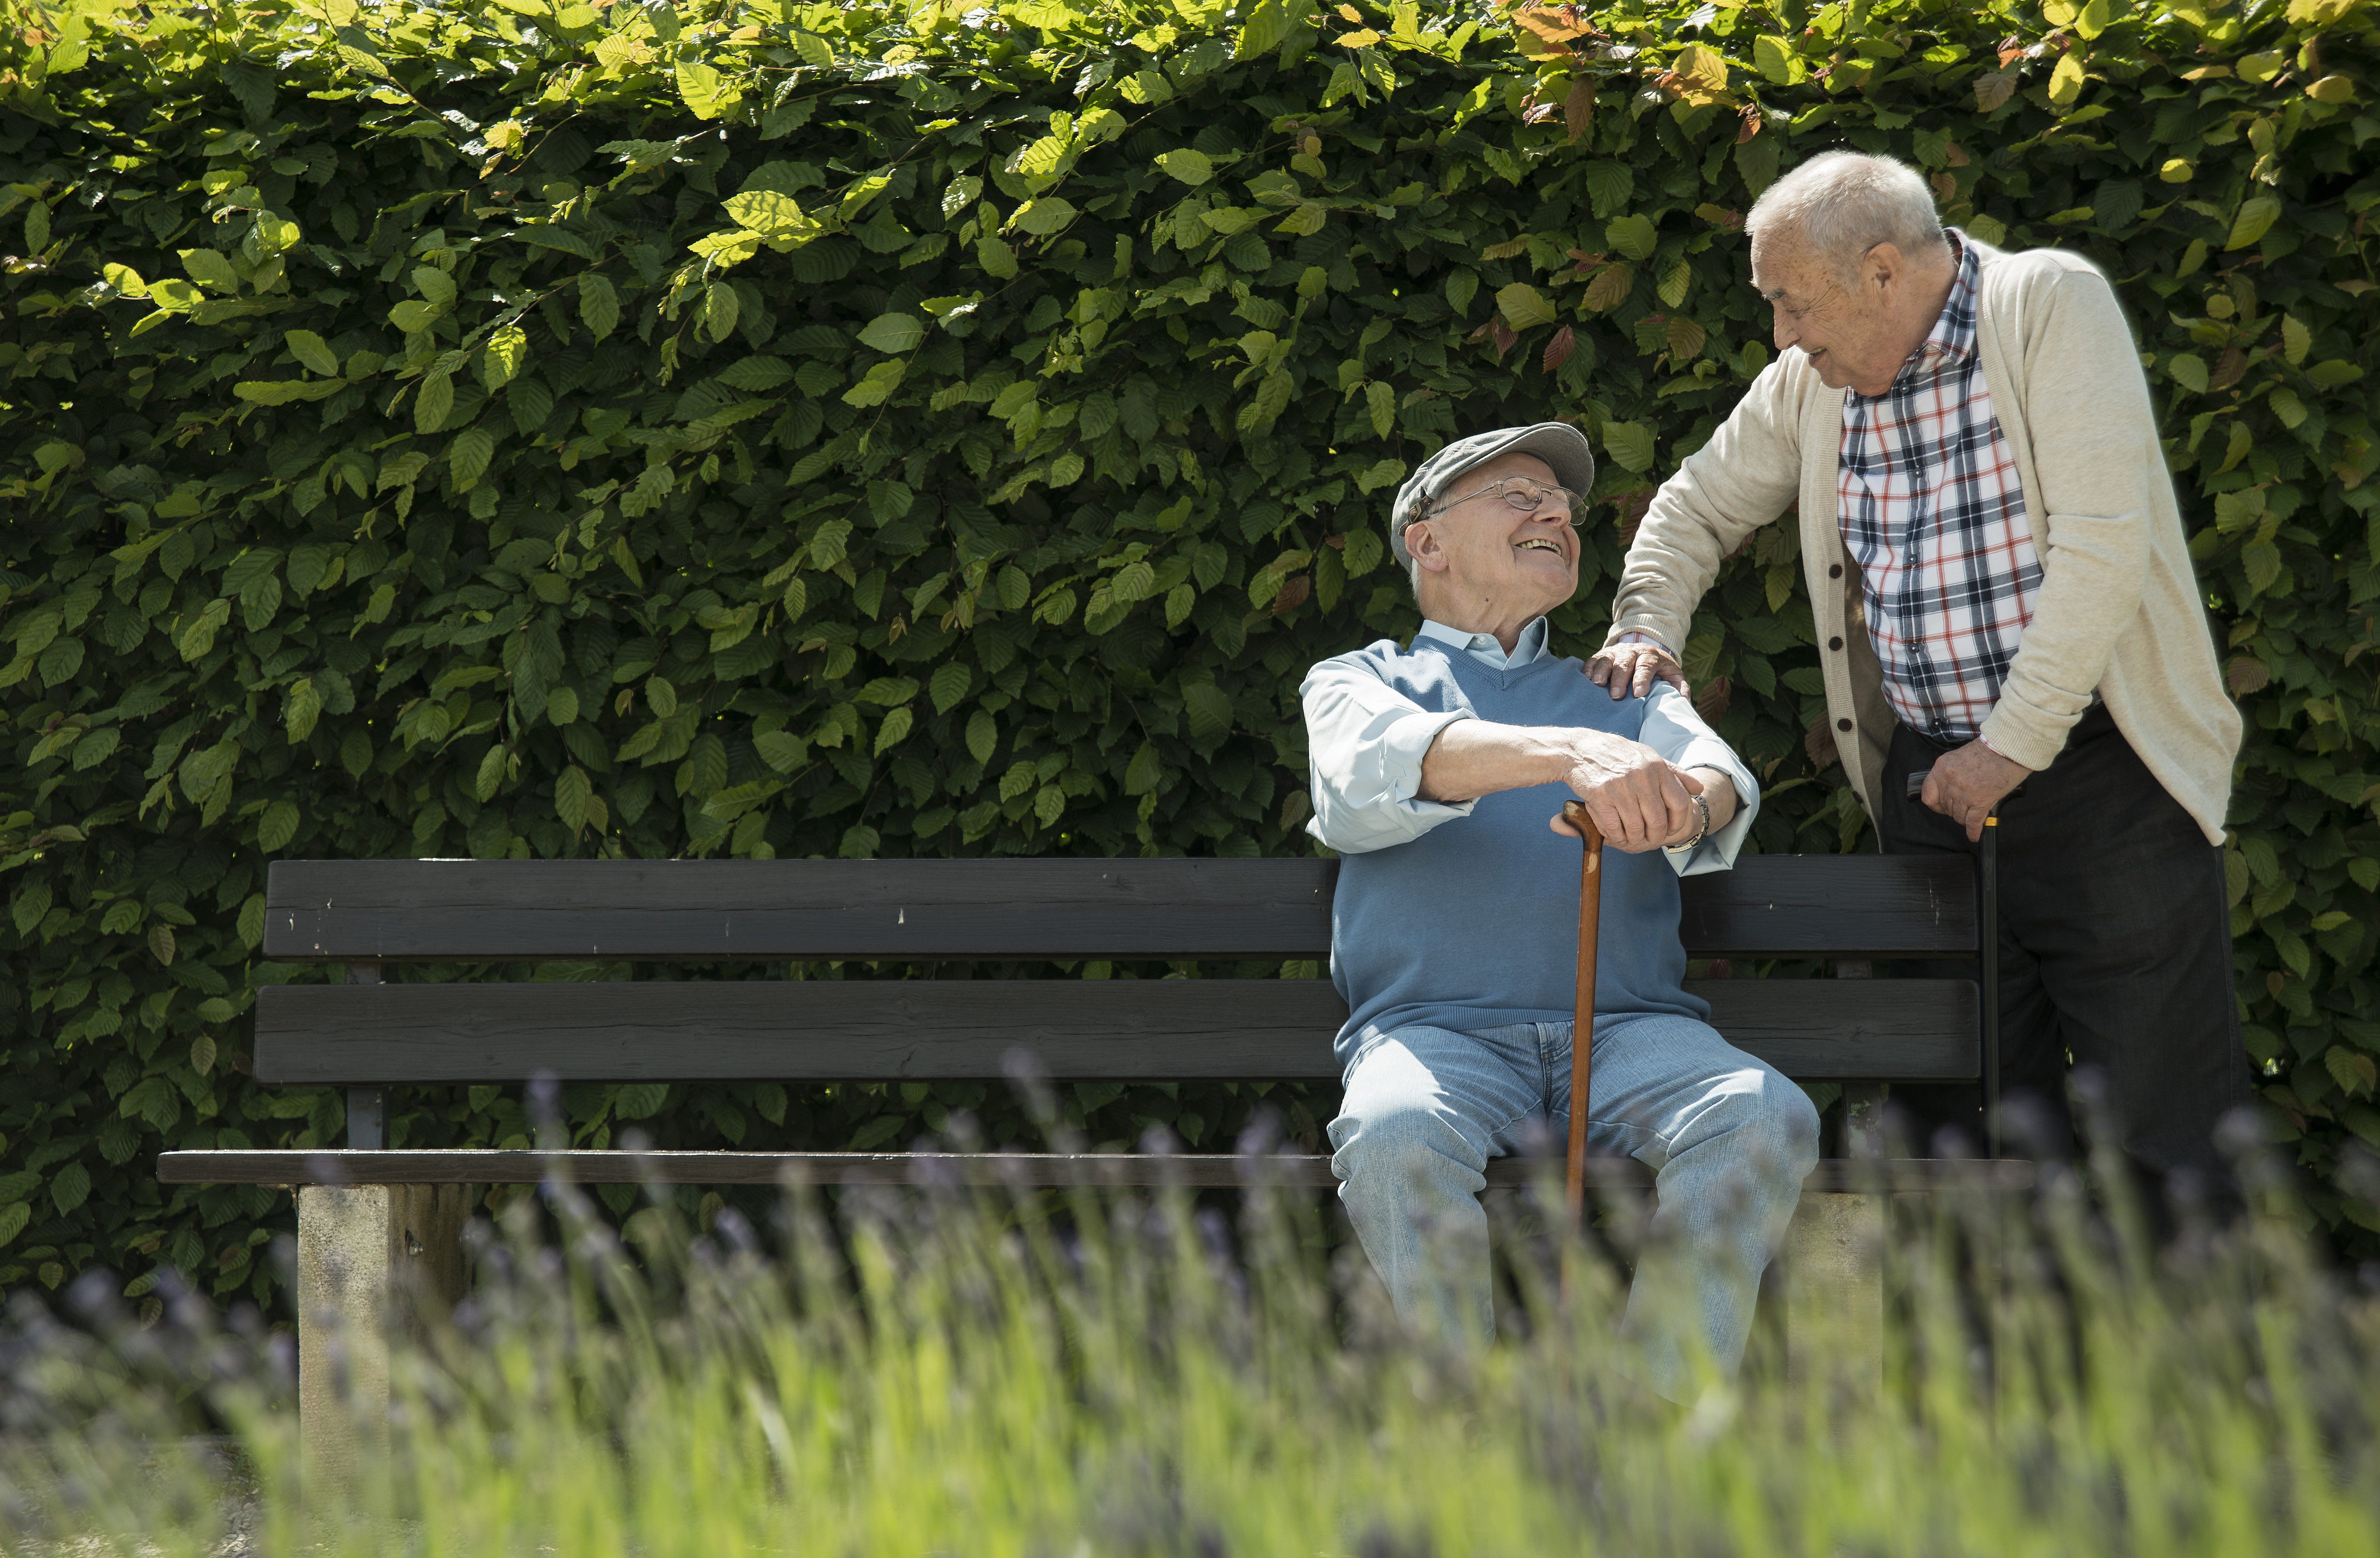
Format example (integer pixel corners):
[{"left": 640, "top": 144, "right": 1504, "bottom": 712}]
[{"left": 3, "top": 1156, "right": 2378, "bottom": 1558}]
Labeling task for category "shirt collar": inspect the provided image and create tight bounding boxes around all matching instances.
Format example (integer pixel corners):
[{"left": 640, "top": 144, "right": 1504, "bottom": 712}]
[
  {"left": 1416, "top": 616, "right": 1550, "bottom": 671},
  {"left": 1863, "top": 229, "right": 1980, "bottom": 398}
]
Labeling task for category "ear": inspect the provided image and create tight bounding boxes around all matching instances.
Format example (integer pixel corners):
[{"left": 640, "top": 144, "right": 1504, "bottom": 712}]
[
  {"left": 1407, "top": 521, "right": 1454, "bottom": 573},
  {"left": 1866, "top": 241, "right": 1903, "bottom": 294}
]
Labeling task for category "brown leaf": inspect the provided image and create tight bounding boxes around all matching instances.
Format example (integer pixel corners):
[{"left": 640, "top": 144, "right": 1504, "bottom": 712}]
[
  {"left": 1511, "top": 4, "right": 1592, "bottom": 45},
  {"left": 1973, "top": 70, "right": 2017, "bottom": 111},
  {"left": 2211, "top": 347, "right": 2248, "bottom": 392},
  {"left": 1612, "top": 490, "right": 1653, "bottom": 544},
  {"left": 1481, "top": 235, "right": 1533, "bottom": 260},
  {"left": 2227, "top": 655, "right": 2272, "bottom": 696},
  {"left": 1542, "top": 324, "right": 1577, "bottom": 373},
  {"left": 1583, "top": 262, "right": 1633, "bottom": 312},
  {"left": 1323, "top": 533, "right": 1348, "bottom": 550},
  {"left": 1931, "top": 171, "right": 1957, "bottom": 201},
  {"left": 1997, "top": 36, "right": 2026, "bottom": 67},
  {"left": 1489, "top": 316, "right": 1518, "bottom": 358},
  {"left": 1805, "top": 716, "right": 1841, "bottom": 772},
  {"left": 1694, "top": 675, "right": 1732, "bottom": 723},
  {"left": 1945, "top": 140, "right": 1971, "bottom": 167},
  {"left": 1565, "top": 75, "right": 1595, "bottom": 142},
  {"left": 1271, "top": 574, "right": 1312, "bottom": 615},
  {"left": 1522, "top": 99, "right": 1559, "bottom": 125},
  {"left": 1694, "top": 204, "right": 1744, "bottom": 230},
  {"left": 1665, "top": 317, "right": 1707, "bottom": 361},
  {"left": 1736, "top": 111, "right": 1761, "bottom": 144},
  {"left": 1567, "top": 248, "right": 1606, "bottom": 275}
]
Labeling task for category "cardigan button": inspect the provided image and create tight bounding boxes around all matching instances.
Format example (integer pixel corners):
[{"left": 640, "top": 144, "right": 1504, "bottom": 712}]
[
  {"left": 1828, "top": 636, "right": 1844, "bottom": 650},
  {"left": 1836, "top": 718, "right": 1852, "bottom": 732},
  {"left": 1828, "top": 564, "right": 1844, "bottom": 578}
]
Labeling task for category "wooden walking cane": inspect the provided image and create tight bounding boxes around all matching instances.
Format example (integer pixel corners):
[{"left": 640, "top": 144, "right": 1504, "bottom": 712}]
[{"left": 1560, "top": 800, "right": 1606, "bottom": 1223}]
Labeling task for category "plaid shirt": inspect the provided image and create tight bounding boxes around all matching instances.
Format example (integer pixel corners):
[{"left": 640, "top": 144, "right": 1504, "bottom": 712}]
[{"left": 1839, "top": 232, "right": 2041, "bottom": 745}]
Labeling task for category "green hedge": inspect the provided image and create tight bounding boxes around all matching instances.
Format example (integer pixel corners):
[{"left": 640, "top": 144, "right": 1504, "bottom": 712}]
[{"left": 3, "top": 0, "right": 2376, "bottom": 1309}]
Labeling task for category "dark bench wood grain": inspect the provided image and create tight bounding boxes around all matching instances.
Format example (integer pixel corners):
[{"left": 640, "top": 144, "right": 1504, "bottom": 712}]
[
  {"left": 250, "top": 976, "right": 1977, "bottom": 1085},
  {"left": 262, "top": 853, "right": 1977, "bottom": 962}
]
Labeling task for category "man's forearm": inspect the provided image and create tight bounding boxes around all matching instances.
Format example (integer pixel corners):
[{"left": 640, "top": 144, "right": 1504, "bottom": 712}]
[{"left": 1415, "top": 719, "right": 1574, "bottom": 804}]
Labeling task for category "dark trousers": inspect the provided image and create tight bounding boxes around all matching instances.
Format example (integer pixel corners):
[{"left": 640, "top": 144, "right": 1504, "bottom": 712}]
[{"left": 1879, "top": 704, "right": 2252, "bottom": 1190}]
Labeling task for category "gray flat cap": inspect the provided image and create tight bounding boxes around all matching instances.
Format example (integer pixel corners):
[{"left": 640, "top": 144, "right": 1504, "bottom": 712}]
[{"left": 1387, "top": 422, "right": 1597, "bottom": 565}]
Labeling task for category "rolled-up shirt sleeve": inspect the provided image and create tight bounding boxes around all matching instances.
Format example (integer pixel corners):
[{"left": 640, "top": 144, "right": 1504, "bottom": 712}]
[
  {"left": 1638, "top": 683, "right": 1760, "bottom": 876},
  {"left": 1300, "top": 655, "right": 1475, "bottom": 855}
]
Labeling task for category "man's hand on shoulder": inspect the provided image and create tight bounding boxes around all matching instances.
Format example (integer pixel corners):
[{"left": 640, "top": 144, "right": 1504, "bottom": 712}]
[{"left": 1584, "top": 639, "right": 1688, "bottom": 701}]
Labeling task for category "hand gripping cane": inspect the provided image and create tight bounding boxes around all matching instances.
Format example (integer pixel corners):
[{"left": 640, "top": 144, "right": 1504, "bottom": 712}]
[{"left": 1559, "top": 800, "right": 1606, "bottom": 1222}]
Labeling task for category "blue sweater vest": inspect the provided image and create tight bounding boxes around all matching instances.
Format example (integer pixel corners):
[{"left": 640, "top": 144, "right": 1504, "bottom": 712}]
[{"left": 1326, "top": 638, "right": 1708, "bottom": 1059}]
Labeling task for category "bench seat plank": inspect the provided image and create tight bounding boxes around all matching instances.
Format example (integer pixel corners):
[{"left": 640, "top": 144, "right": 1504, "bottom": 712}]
[
  {"left": 156, "top": 1148, "right": 2035, "bottom": 1194},
  {"left": 255, "top": 977, "right": 1978, "bottom": 1084},
  {"left": 262, "top": 854, "right": 1978, "bottom": 963}
]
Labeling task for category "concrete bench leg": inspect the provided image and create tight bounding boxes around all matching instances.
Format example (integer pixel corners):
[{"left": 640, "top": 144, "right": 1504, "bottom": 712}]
[
  {"left": 296, "top": 1184, "right": 469, "bottom": 1485},
  {"left": 1782, "top": 1190, "right": 1884, "bottom": 1392}
]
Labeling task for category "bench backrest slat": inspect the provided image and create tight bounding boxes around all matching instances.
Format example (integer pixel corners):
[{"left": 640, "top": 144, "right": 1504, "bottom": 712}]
[
  {"left": 254, "top": 977, "right": 1977, "bottom": 1086},
  {"left": 264, "top": 854, "right": 1977, "bottom": 962}
]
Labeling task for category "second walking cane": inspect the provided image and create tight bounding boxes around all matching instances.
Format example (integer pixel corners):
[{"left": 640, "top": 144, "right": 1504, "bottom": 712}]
[{"left": 1560, "top": 800, "right": 1606, "bottom": 1222}]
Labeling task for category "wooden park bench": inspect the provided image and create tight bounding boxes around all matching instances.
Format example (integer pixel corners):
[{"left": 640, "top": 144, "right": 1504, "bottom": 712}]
[{"left": 160, "top": 853, "right": 2028, "bottom": 1450}]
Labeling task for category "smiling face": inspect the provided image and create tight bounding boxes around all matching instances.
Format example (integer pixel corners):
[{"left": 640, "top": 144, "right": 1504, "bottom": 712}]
[
  {"left": 1401, "top": 451, "right": 1580, "bottom": 639},
  {"left": 1749, "top": 229, "right": 1936, "bottom": 397}
]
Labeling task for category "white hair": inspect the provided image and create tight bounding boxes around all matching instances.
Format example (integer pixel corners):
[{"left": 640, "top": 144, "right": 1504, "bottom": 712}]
[{"left": 1745, "top": 151, "right": 1947, "bottom": 273}]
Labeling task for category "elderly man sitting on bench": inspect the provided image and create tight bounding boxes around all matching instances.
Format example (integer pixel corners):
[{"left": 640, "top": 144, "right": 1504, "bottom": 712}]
[{"left": 1302, "top": 423, "right": 1818, "bottom": 1399}]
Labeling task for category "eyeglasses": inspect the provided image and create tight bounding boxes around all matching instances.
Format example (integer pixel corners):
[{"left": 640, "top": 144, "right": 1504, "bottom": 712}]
[{"left": 1426, "top": 476, "right": 1585, "bottom": 524}]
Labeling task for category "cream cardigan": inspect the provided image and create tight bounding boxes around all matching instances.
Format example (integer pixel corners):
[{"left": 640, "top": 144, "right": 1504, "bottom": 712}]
[{"left": 1605, "top": 238, "right": 2239, "bottom": 846}]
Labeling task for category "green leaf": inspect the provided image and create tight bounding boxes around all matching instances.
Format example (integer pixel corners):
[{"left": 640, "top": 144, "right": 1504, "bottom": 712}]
[
  {"left": 234, "top": 380, "right": 345, "bottom": 405},
  {"left": 859, "top": 312, "right": 927, "bottom": 354},
  {"left": 1602, "top": 421, "right": 1656, "bottom": 473},
  {"left": 1496, "top": 283, "right": 1555, "bottom": 330},
  {"left": 929, "top": 662, "right": 972, "bottom": 713},
  {"left": 724, "top": 189, "right": 816, "bottom": 236},
  {"left": 2047, "top": 50, "right": 2086, "bottom": 105},
  {"left": 285, "top": 328, "right": 340, "bottom": 377},
  {"left": 1156, "top": 149, "right": 1215, "bottom": 186},
  {"left": 257, "top": 799, "right": 300, "bottom": 852},
  {"left": 874, "top": 706, "right": 915, "bottom": 754},
  {"left": 675, "top": 59, "right": 731, "bottom": 120},
  {"left": 451, "top": 427, "right": 496, "bottom": 488},
  {"left": 475, "top": 744, "right": 508, "bottom": 802},
  {"left": 966, "top": 709, "right": 997, "bottom": 765},
  {"left": 1753, "top": 32, "right": 1800, "bottom": 84},
  {"left": 1183, "top": 683, "right": 1233, "bottom": 740},
  {"left": 580, "top": 274, "right": 621, "bottom": 341},
  {"left": 51, "top": 1163, "right": 90, "bottom": 1217},
  {"left": 482, "top": 323, "right": 529, "bottom": 390},
  {"left": 1606, "top": 214, "right": 1657, "bottom": 261},
  {"left": 1014, "top": 197, "right": 1077, "bottom": 236},
  {"left": 12, "top": 880, "right": 52, "bottom": 937},
  {"left": 555, "top": 765, "right": 595, "bottom": 833},
  {"left": 2226, "top": 196, "right": 2282, "bottom": 252},
  {"left": 179, "top": 247, "right": 240, "bottom": 294},
  {"left": 977, "top": 236, "right": 1019, "bottom": 279},
  {"left": 416, "top": 370, "right": 456, "bottom": 435}
]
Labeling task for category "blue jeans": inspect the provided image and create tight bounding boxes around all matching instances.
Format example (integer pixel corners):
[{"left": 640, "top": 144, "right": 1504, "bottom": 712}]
[{"left": 1328, "top": 1014, "right": 1819, "bottom": 1400}]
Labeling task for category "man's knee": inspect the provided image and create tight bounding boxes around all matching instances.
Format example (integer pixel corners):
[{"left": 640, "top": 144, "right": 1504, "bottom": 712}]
[
  {"left": 1329, "top": 1093, "right": 1487, "bottom": 1192},
  {"left": 1699, "top": 1068, "right": 1821, "bottom": 1178}
]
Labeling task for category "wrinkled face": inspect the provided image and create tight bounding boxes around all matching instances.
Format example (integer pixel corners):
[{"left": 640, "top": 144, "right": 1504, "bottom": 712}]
[
  {"left": 1749, "top": 230, "right": 1909, "bottom": 395},
  {"left": 1402, "top": 451, "right": 1580, "bottom": 618}
]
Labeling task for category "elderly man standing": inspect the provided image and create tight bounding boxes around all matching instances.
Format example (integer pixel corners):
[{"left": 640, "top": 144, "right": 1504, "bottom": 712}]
[
  {"left": 1304, "top": 422, "right": 1817, "bottom": 1399},
  {"left": 1589, "top": 151, "right": 2248, "bottom": 1196}
]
